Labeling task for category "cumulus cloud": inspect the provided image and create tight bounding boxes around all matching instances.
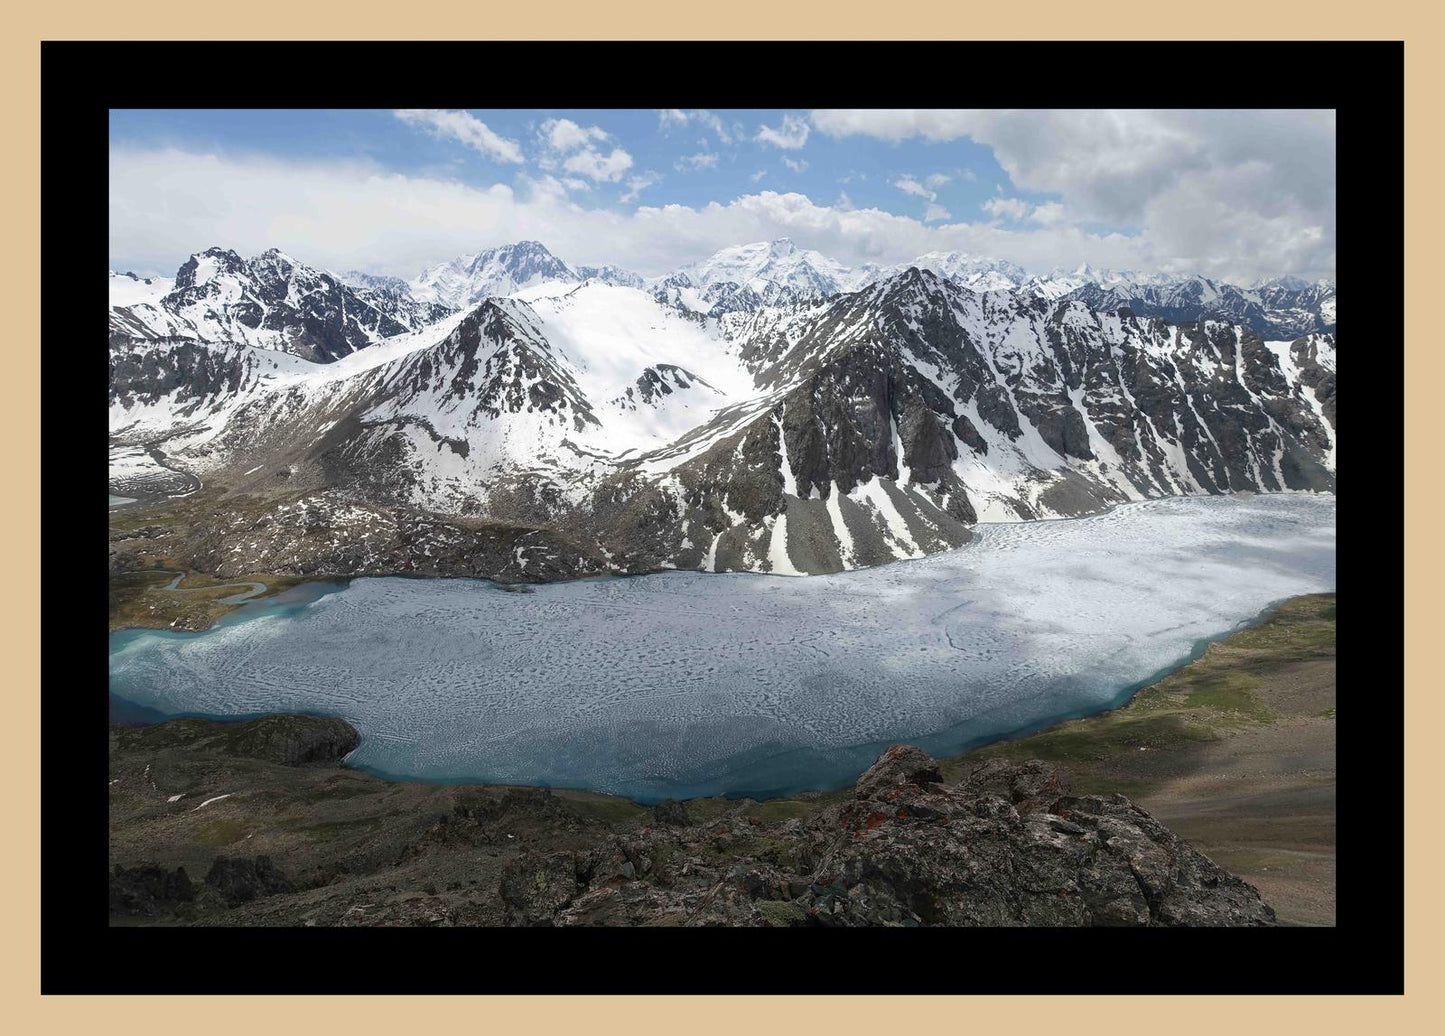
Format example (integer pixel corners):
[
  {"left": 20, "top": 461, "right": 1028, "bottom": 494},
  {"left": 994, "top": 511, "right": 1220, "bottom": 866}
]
[
  {"left": 923, "top": 204, "right": 952, "bottom": 223},
  {"left": 110, "top": 146, "right": 1181, "bottom": 281},
  {"left": 562, "top": 147, "right": 633, "bottom": 183},
  {"left": 781, "top": 157, "right": 809, "bottom": 173},
  {"left": 541, "top": 117, "right": 608, "bottom": 153},
  {"left": 535, "top": 117, "right": 634, "bottom": 184},
  {"left": 755, "top": 113, "right": 810, "bottom": 150},
  {"left": 393, "top": 109, "right": 524, "bottom": 164},
  {"left": 813, "top": 109, "right": 1336, "bottom": 280}
]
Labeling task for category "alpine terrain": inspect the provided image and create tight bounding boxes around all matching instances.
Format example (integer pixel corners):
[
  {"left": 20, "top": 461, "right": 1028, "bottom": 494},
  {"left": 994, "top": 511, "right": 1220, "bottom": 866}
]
[{"left": 109, "top": 239, "right": 1337, "bottom": 583}]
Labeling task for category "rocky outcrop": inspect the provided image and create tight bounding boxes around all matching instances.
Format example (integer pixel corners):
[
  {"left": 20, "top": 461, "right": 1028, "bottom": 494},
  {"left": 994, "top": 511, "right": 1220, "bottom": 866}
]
[
  {"left": 499, "top": 750, "right": 1276, "bottom": 927},
  {"left": 218, "top": 714, "right": 361, "bottom": 766},
  {"left": 114, "top": 714, "right": 360, "bottom": 766},
  {"left": 205, "top": 856, "right": 295, "bottom": 906},
  {"left": 109, "top": 863, "right": 196, "bottom": 916}
]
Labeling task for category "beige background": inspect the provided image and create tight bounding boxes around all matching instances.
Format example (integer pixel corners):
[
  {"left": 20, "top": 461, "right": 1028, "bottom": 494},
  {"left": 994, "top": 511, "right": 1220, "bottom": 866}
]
[{"left": 2, "top": 4, "right": 1432, "bottom": 1026}]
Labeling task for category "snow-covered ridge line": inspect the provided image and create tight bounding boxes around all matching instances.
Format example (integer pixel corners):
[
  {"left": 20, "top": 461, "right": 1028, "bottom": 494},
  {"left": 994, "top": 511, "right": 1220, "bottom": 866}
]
[{"left": 111, "top": 252, "right": 1337, "bottom": 582}]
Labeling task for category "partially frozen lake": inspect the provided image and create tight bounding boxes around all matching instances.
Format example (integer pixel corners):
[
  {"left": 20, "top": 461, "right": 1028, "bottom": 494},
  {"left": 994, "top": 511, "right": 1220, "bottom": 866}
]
[{"left": 109, "top": 494, "right": 1336, "bottom": 801}]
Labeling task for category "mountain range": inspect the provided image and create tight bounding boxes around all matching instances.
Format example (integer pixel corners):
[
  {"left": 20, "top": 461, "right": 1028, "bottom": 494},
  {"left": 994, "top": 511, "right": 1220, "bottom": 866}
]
[{"left": 109, "top": 239, "right": 1337, "bottom": 581}]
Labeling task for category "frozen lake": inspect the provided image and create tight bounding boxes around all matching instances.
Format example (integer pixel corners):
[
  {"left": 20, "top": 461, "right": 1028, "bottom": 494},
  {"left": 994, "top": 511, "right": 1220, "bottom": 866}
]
[{"left": 109, "top": 494, "right": 1336, "bottom": 801}]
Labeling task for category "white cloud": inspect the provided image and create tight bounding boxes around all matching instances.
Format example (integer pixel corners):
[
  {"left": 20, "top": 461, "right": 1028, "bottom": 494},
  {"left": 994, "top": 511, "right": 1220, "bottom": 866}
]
[
  {"left": 619, "top": 171, "right": 663, "bottom": 203},
  {"left": 658, "top": 109, "right": 738, "bottom": 146},
  {"left": 675, "top": 151, "right": 719, "bottom": 172},
  {"left": 562, "top": 146, "right": 633, "bottom": 183},
  {"left": 108, "top": 145, "right": 1329, "bottom": 284},
  {"left": 393, "top": 109, "right": 524, "bottom": 164},
  {"left": 1030, "top": 201, "right": 1066, "bottom": 225},
  {"left": 750, "top": 169, "right": 767, "bottom": 183},
  {"left": 893, "top": 175, "right": 933, "bottom": 200},
  {"left": 534, "top": 117, "right": 633, "bottom": 184},
  {"left": 981, "top": 197, "right": 1031, "bottom": 221},
  {"left": 562, "top": 177, "right": 591, "bottom": 192},
  {"left": 894, "top": 174, "right": 953, "bottom": 222},
  {"left": 982, "top": 197, "right": 1071, "bottom": 226},
  {"left": 813, "top": 109, "right": 1336, "bottom": 279},
  {"left": 541, "top": 117, "right": 608, "bottom": 153},
  {"left": 755, "top": 113, "right": 810, "bottom": 150},
  {"left": 781, "top": 157, "right": 809, "bottom": 173}
]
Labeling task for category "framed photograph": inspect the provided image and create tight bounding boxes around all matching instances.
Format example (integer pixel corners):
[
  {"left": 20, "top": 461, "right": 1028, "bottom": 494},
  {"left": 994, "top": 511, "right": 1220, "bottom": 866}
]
[{"left": 40, "top": 39, "right": 1402, "bottom": 995}]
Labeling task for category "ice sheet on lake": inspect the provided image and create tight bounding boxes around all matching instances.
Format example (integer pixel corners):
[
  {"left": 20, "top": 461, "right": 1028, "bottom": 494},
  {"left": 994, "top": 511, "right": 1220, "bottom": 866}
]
[{"left": 109, "top": 494, "right": 1336, "bottom": 801}]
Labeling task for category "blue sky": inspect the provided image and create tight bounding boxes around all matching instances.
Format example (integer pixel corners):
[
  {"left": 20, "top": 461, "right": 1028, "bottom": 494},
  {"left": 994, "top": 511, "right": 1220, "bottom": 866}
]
[{"left": 108, "top": 109, "right": 1335, "bottom": 283}]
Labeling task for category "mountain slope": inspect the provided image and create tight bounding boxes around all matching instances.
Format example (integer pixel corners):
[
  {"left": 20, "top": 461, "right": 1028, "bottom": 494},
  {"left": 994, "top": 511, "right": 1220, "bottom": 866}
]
[
  {"left": 110, "top": 248, "right": 453, "bottom": 363},
  {"left": 111, "top": 258, "right": 1337, "bottom": 583}
]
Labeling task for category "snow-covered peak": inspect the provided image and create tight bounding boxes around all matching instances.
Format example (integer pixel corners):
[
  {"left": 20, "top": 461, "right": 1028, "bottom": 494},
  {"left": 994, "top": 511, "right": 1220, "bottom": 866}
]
[
  {"left": 410, "top": 240, "right": 581, "bottom": 309},
  {"left": 874, "top": 251, "right": 1028, "bottom": 293},
  {"left": 108, "top": 269, "right": 175, "bottom": 308},
  {"left": 679, "top": 239, "right": 857, "bottom": 297}
]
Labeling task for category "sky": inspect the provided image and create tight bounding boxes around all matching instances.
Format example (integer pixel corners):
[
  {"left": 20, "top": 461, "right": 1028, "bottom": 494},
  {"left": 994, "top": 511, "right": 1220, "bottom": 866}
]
[{"left": 108, "top": 109, "right": 1336, "bottom": 285}]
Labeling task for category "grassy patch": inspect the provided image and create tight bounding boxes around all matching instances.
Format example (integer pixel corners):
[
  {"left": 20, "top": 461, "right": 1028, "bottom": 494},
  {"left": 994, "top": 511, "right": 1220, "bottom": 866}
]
[
  {"left": 949, "top": 593, "right": 1336, "bottom": 779},
  {"left": 547, "top": 789, "right": 650, "bottom": 826},
  {"left": 195, "top": 818, "right": 250, "bottom": 848},
  {"left": 757, "top": 900, "right": 808, "bottom": 926},
  {"left": 295, "top": 816, "right": 384, "bottom": 843},
  {"left": 108, "top": 569, "right": 307, "bottom": 632}
]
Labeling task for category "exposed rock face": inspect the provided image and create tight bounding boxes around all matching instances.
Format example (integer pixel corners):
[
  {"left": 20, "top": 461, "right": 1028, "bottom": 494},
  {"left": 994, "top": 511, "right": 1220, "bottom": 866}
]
[
  {"left": 218, "top": 715, "right": 360, "bottom": 766},
  {"left": 113, "top": 246, "right": 452, "bottom": 363},
  {"left": 499, "top": 751, "right": 1276, "bottom": 928},
  {"left": 109, "top": 863, "right": 196, "bottom": 916},
  {"left": 205, "top": 856, "right": 294, "bottom": 906},
  {"left": 114, "top": 714, "right": 360, "bottom": 767},
  {"left": 109, "top": 718, "right": 1279, "bottom": 928},
  {"left": 111, "top": 258, "right": 1336, "bottom": 583}
]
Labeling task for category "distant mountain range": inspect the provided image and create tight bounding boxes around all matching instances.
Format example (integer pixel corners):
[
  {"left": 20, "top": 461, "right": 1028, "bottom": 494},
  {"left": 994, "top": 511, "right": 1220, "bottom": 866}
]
[{"left": 110, "top": 239, "right": 1337, "bottom": 581}]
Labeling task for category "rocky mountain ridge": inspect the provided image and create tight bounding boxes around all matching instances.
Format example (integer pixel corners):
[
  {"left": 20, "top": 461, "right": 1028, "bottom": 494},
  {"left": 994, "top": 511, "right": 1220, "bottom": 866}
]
[{"left": 110, "top": 242, "right": 1338, "bottom": 583}]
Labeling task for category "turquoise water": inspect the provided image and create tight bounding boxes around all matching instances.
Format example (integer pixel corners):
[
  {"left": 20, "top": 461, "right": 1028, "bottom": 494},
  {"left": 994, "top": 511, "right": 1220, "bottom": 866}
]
[{"left": 109, "top": 494, "right": 1336, "bottom": 802}]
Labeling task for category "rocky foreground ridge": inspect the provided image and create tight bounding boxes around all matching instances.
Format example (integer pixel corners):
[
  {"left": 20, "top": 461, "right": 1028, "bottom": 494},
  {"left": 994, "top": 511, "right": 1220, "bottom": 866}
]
[{"left": 109, "top": 716, "right": 1274, "bottom": 927}]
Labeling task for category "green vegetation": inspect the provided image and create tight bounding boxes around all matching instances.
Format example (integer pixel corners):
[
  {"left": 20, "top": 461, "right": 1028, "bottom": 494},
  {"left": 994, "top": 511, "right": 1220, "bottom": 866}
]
[
  {"left": 196, "top": 818, "right": 250, "bottom": 848},
  {"left": 945, "top": 593, "right": 1336, "bottom": 779},
  {"left": 108, "top": 568, "right": 306, "bottom": 632}
]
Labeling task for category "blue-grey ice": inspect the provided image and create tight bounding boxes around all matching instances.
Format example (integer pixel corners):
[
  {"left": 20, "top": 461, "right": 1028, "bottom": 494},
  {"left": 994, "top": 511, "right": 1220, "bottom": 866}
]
[{"left": 109, "top": 494, "right": 1336, "bottom": 801}]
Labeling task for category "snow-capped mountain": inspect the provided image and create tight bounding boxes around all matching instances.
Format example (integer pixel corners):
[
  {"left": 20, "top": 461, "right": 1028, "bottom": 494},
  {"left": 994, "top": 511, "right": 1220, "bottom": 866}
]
[
  {"left": 111, "top": 247, "right": 1338, "bottom": 584},
  {"left": 654, "top": 239, "right": 866, "bottom": 316},
  {"left": 409, "top": 240, "right": 645, "bottom": 309},
  {"left": 639, "top": 241, "right": 1334, "bottom": 338},
  {"left": 109, "top": 269, "right": 175, "bottom": 308},
  {"left": 872, "top": 251, "right": 1029, "bottom": 293},
  {"left": 110, "top": 247, "right": 453, "bottom": 363},
  {"left": 1060, "top": 276, "right": 1337, "bottom": 340}
]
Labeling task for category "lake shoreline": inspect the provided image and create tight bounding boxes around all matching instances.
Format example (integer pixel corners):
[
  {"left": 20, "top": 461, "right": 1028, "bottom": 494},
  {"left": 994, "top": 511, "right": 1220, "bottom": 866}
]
[
  {"left": 108, "top": 592, "right": 1335, "bottom": 927},
  {"left": 107, "top": 488, "right": 1338, "bottom": 635},
  {"left": 110, "top": 493, "right": 1335, "bottom": 803}
]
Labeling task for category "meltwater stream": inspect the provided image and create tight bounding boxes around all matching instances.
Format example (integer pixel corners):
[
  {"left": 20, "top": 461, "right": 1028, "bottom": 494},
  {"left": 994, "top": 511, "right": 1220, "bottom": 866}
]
[{"left": 109, "top": 494, "right": 1336, "bottom": 802}]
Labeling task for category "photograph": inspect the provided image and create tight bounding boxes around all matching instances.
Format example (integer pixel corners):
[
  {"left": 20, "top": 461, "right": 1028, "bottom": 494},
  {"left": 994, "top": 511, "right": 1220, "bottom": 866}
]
[{"left": 101, "top": 99, "right": 1347, "bottom": 935}]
